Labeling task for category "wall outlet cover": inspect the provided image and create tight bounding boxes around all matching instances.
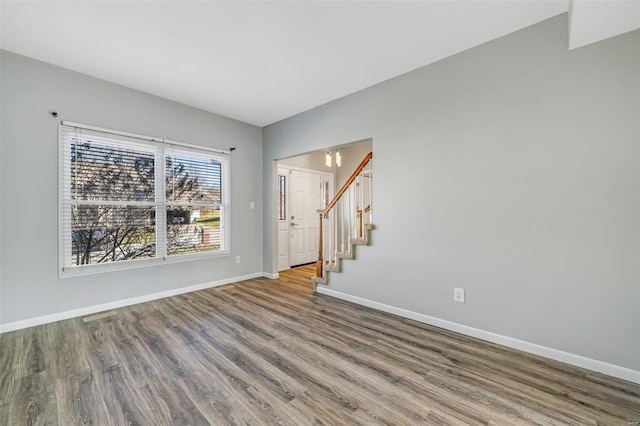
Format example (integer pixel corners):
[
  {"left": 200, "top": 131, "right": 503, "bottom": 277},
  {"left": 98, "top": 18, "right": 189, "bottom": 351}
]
[{"left": 454, "top": 287, "right": 465, "bottom": 303}]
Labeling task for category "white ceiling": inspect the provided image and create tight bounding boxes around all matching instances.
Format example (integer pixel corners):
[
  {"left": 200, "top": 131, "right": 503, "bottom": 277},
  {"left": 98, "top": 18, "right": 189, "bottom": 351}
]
[
  {"left": 569, "top": 0, "right": 640, "bottom": 49},
  {"left": 1, "top": 1, "right": 637, "bottom": 127}
]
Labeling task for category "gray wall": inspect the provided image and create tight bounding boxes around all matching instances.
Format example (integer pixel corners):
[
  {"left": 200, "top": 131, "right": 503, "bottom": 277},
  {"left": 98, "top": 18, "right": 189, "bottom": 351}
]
[
  {"left": 264, "top": 16, "right": 640, "bottom": 370},
  {"left": 335, "top": 141, "right": 372, "bottom": 189},
  {"left": 0, "top": 51, "right": 263, "bottom": 325},
  {"left": 278, "top": 141, "right": 371, "bottom": 184},
  {"left": 279, "top": 150, "right": 333, "bottom": 173},
  {"left": 0, "top": 47, "right": 3, "bottom": 322}
]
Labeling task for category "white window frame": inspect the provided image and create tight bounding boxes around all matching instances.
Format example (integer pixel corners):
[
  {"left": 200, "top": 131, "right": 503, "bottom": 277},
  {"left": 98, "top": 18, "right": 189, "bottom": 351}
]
[{"left": 59, "top": 122, "right": 230, "bottom": 278}]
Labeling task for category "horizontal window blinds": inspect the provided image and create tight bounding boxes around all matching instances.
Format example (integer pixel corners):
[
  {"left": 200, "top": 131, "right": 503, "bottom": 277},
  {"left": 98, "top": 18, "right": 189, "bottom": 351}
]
[
  {"left": 62, "top": 126, "right": 157, "bottom": 203},
  {"left": 163, "top": 145, "right": 230, "bottom": 257},
  {"left": 165, "top": 148, "right": 223, "bottom": 205},
  {"left": 59, "top": 124, "right": 230, "bottom": 274}
]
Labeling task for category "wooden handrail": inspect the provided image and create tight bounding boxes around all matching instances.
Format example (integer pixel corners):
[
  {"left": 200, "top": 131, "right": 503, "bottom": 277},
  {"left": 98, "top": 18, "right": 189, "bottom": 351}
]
[
  {"left": 316, "top": 152, "right": 372, "bottom": 278},
  {"left": 318, "top": 152, "right": 372, "bottom": 215},
  {"left": 356, "top": 205, "right": 371, "bottom": 215}
]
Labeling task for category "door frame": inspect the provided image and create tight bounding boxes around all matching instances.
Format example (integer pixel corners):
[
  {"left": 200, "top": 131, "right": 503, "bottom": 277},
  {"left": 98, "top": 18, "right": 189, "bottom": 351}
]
[{"left": 276, "top": 165, "right": 334, "bottom": 271}]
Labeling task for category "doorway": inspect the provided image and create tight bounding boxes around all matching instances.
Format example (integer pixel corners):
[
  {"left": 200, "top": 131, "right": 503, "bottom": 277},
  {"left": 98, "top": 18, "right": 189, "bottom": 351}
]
[
  {"left": 277, "top": 166, "right": 333, "bottom": 271},
  {"left": 276, "top": 141, "right": 372, "bottom": 273}
]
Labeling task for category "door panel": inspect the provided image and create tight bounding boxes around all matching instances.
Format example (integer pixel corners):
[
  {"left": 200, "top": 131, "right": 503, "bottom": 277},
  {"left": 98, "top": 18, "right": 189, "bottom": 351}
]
[
  {"left": 289, "top": 170, "right": 321, "bottom": 266},
  {"left": 294, "top": 229, "right": 305, "bottom": 254},
  {"left": 277, "top": 229, "right": 288, "bottom": 256}
]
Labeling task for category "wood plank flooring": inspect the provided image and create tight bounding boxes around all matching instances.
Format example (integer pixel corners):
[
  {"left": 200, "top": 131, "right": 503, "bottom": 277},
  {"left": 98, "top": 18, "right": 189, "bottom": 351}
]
[{"left": 1, "top": 264, "right": 638, "bottom": 425}]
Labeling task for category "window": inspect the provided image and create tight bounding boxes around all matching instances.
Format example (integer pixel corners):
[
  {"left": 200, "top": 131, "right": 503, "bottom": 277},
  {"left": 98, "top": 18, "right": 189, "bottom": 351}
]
[
  {"left": 59, "top": 123, "right": 230, "bottom": 276},
  {"left": 278, "top": 174, "right": 286, "bottom": 221},
  {"left": 165, "top": 149, "right": 224, "bottom": 255}
]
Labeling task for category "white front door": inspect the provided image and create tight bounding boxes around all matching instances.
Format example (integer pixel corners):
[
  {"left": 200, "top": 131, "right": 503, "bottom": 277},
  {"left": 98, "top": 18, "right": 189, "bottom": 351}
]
[{"left": 289, "top": 170, "right": 321, "bottom": 266}]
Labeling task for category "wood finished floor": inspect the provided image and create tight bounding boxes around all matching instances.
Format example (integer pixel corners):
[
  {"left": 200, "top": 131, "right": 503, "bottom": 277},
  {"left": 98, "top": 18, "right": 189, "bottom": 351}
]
[{"left": 1, "top": 265, "right": 639, "bottom": 425}]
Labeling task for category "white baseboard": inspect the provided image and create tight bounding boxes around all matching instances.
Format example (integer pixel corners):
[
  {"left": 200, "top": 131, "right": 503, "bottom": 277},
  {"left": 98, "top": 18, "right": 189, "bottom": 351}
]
[
  {"left": 262, "top": 272, "right": 280, "bottom": 279},
  {"left": 0, "top": 272, "right": 265, "bottom": 334},
  {"left": 317, "top": 287, "right": 640, "bottom": 384}
]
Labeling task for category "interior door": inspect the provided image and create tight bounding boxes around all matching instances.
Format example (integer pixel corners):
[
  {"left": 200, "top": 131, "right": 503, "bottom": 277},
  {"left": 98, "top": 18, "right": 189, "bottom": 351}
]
[{"left": 289, "top": 170, "right": 320, "bottom": 266}]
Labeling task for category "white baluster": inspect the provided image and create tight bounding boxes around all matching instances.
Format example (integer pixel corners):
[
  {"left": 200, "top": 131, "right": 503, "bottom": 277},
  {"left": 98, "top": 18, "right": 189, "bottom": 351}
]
[
  {"left": 360, "top": 172, "right": 364, "bottom": 236},
  {"left": 333, "top": 206, "right": 338, "bottom": 265},
  {"left": 325, "top": 213, "right": 328, "bottom": 268},
  {"left": 348, "top": 185, "right": 352, "bottom": 251},
  {"left": 341, "top": 196, "right": 345, "bottom": 253},
  {"left": 330, "top": 209, "right": 334, "bottom": 266},
  {"left": 328, "top": 210, "right": 331, "bottom": 267},
  {"left": 360, "top": 168, "right": 364, "bottom": 228},
  {"left": 369, "top": 159, "right": 373, "bottom": 225},
  {"left": 322, "top": 212, "right": 326, "bottom": 267},
  {"left": 353, "top": 181, "right": 357, "bottom": 240}
]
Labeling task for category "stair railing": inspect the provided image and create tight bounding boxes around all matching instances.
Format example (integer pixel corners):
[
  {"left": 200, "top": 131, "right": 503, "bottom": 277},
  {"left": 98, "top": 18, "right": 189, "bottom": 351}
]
[{"left": 316, "top": 152, "right": 373, "bottom": 278}]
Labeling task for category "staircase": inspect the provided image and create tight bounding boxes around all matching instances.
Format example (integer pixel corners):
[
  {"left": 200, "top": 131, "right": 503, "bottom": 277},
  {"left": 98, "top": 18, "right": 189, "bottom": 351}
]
[{"left": 311, "top": 152, "right": 374, "bottom": 290}]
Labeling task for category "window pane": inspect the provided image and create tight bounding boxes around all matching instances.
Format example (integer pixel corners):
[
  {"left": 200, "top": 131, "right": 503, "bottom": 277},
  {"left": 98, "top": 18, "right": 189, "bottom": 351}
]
[
  {"left": 71, "top": 140, "right": 155, "bottom": 202},
  {"left": 166, "top": 152, "right": 221, "bottom": 204},
  {"left": 322, "top": 180, "right": 330, "bottom": 219},
  {"left": 278, "top": 175, "right": 286, "bottom": 220},
  {"left": 71, "top": 205, "right": 156, "bottom": 265},
  {"left": 322, "top": 181, "right": 330, "bottom": 209},
  {"left": 167, "top": 207, "right": 221, "bottom": 255}
]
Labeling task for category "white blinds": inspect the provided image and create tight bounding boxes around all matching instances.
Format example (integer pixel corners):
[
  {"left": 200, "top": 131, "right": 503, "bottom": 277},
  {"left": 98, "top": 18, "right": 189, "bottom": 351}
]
[
  {"left": 165, "top": 147, "right": 224, "bottom": 204},
  {"left": 163, "top": 145, "right": 230, "bottom": 257},
  {"left": 61, "top": 126, "right": 157, "bottom": 203},
  {"left": 59, "top": 124, "right": 230, "bottom": 273}
]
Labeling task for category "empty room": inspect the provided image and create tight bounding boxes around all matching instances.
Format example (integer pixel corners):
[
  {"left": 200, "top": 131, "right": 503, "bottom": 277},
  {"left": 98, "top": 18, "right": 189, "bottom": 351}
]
[{"left": 1, "top": 1, "right": 639, "bottom": 424}]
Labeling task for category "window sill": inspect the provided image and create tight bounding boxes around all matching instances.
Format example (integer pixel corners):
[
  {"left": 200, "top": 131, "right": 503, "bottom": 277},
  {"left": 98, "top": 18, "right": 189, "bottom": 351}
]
[{"left": 59, "top": 250, "right": 230, "bottom": 279}]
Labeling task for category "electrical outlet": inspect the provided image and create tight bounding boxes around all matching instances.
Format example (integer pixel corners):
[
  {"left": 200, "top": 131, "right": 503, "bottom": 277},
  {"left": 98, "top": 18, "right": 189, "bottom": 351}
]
[
  {"left": 250, "top": 201, "right": 255, "bottom": 209},
  {"left": 454, "top": 287, "right": 465, "bottom": 303},
  {"left": 235, "top": 256, "right": 241, "bottom": 264}
]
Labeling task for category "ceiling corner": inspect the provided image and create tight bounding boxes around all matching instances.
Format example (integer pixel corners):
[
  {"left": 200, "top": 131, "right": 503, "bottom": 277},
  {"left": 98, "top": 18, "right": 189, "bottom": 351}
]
[{"left": 569, "top": 0, "right": 640, "bottom": 50}]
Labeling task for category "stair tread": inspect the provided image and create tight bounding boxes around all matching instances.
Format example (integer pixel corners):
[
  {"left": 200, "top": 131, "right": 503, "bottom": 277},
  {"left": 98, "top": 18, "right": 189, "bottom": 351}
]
[{"left": 313, "top": 223, "right": 375, "bottom": 288}]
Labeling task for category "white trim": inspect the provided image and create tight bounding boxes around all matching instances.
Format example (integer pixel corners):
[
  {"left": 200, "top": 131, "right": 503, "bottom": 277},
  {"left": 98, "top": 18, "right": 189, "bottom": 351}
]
[
  {"left": 281, "top": 166, "right": 334, "bottom": 268},
  {"left": 163, "top": 138, "right": 229, "bottom": 155},
  {"left": 279, "top": 164, "right": 332, "bottom": 175},
  {"left": 63, "top": 120, "right": 162, "bottom": 142},
  {"left": 262, "top": 272, "right": 280, "bottom": 279},
  {"left": 58, "top": 125, "right": 66, "bottom": 279},
  {"left": 0, "top": 272, "right": 263, "bottom": 333},
  {"left": 61, "top": 250, "right": 231, "bottom": 278},
  {"left": 317, "top": 287, "right": 640, "bottom": 384},
  {"left": 73, "top": 200, "right": 157, "bottom": 207},
  {"left": 62, "top": 121, "right": 229, "bottom": 154},
  {"left": 58, "top": 124, "right": 231, "bottom": 278},
  {"left": 277, "top": 167, "right": 291, "bottom": 271},
  {"left": 165, "top": 201, "right": 224, "bottom": 208}
]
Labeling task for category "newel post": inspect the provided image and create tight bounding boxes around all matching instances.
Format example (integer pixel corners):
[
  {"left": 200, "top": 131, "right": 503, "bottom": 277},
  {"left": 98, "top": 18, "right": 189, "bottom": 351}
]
[{"left": 316, "top": 213, "right": 324, "bottom": 277}]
